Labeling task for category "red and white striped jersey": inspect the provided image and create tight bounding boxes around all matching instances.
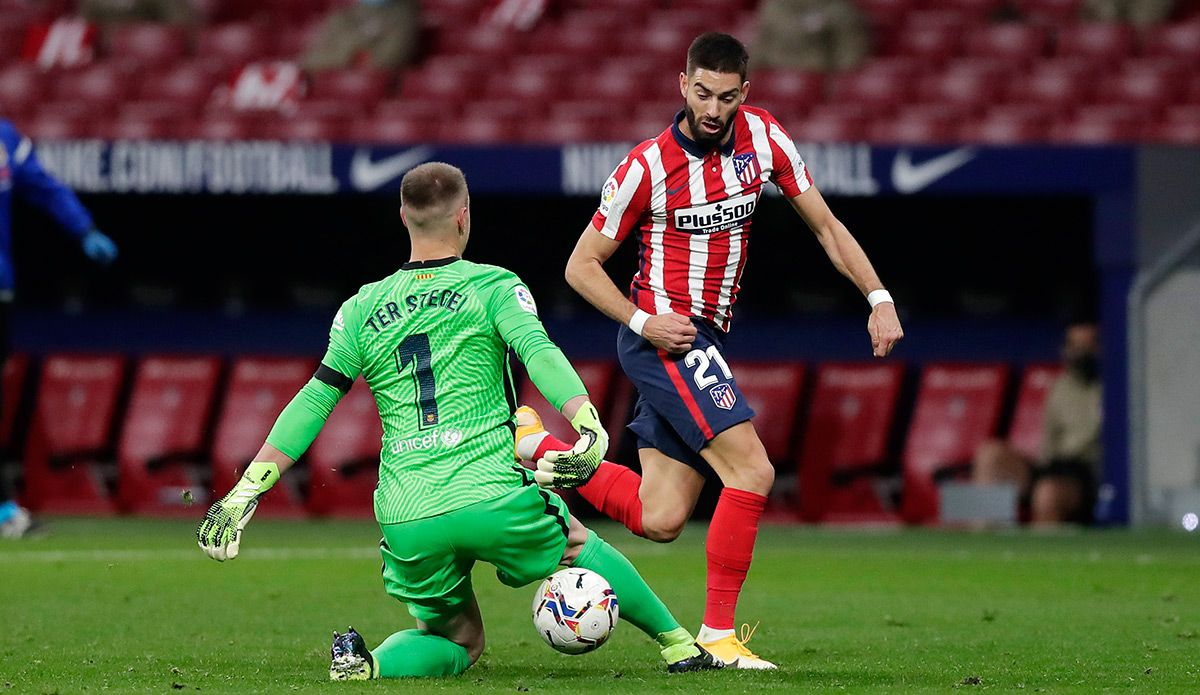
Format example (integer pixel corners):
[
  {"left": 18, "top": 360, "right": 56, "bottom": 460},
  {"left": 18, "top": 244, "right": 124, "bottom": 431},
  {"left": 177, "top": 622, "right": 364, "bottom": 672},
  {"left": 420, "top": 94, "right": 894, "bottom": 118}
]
[{"left": 591, "top": 105, "right": 812, "bottom": 332}]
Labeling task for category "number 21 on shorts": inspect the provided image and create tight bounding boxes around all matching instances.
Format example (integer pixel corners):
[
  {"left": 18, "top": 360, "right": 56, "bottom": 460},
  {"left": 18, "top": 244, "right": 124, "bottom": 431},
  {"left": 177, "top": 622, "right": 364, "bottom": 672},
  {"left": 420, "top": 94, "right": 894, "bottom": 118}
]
[{"left": 683, "top": 346, "right": 732, "bottom": 390}]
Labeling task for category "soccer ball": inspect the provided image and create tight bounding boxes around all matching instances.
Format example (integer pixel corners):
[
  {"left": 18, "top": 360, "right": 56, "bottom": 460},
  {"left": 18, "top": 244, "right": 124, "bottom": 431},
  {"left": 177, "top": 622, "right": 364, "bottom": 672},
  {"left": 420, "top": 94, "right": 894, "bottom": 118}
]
[{"left": 531, "top": 568, "right": 619, "bottom": 654}]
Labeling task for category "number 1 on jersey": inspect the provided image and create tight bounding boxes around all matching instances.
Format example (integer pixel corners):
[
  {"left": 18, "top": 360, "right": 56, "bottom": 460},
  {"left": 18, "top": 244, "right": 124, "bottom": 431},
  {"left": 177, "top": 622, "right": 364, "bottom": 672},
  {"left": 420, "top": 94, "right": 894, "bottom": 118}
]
[{"left": 395, "top": 333, "right": 439, "bottom": 429}]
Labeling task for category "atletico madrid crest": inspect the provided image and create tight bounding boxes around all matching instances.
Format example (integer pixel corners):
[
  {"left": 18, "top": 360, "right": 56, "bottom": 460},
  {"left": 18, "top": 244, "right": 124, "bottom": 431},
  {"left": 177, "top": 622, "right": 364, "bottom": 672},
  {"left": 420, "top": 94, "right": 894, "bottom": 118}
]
[
  {"left": 710, "top": 383, "right": 737, "bottom": 410},
  {"left": 732, "top": 153, "right": 760, "bottom": 186}
]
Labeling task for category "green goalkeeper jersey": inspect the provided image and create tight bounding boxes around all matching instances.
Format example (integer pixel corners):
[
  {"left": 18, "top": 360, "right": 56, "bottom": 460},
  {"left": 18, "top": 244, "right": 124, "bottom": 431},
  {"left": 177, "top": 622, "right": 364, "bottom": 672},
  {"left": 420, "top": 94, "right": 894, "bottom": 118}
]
[{"left": 274, "top": 257, "right": 585, "bottom": 524}]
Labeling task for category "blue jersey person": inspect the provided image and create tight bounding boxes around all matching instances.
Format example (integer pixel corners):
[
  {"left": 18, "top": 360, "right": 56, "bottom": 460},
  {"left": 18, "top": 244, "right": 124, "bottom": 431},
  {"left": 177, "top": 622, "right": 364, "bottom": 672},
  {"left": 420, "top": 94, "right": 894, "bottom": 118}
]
[{"left": 0, "top": 119, "right": 118, "bottom": 537}]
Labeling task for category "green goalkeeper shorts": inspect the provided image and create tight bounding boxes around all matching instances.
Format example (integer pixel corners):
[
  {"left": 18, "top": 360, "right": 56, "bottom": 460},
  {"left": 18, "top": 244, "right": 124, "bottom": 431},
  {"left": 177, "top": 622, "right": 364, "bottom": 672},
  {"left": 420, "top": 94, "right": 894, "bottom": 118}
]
[{"left": 378, "top": 482, "right": 571, "bottom": 625}]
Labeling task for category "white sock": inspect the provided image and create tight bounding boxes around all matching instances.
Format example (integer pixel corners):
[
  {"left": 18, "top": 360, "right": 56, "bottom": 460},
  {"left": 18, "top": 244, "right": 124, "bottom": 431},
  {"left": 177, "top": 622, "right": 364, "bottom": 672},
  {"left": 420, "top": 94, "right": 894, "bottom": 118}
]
[
  {"left": 697, "top": 625, "right": 735, "bottom": 643},
  {"left": 516, "top": 431, "right": 550, "bottom": 461}
]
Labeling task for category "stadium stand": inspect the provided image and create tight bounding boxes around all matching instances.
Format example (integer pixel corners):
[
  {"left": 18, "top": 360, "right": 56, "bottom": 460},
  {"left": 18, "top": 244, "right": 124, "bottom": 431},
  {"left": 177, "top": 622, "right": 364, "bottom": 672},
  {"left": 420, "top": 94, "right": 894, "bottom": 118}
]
[
  {"left": 306, "top": 379, "right": 383, "bottom": 518},
  {"left": 209, "top": 357, "right": 314, "bottom": 517},
  {"left": 21, "top": 354, "right": 125, "bottom": 514},
  {"left": 900, "top": 363, "right": 1009, "bottom": 524},
  {"left": 116, "top": 356, "right": 222, "bottom": 515},
  {"left": 1007, "top": 363, "right": 1063, "bottom": 460},
  {"left": 797, "top": 362, "right": 905, "bottom": 523},
  {"left": 729, "top": 361, "right": 806, "bottom": 469},
  {"left": 0, "top": 354, "right": 29, "bottom": 453},
  {"left": 3, "top": 0, "right": 1199, "bottom": 143}
]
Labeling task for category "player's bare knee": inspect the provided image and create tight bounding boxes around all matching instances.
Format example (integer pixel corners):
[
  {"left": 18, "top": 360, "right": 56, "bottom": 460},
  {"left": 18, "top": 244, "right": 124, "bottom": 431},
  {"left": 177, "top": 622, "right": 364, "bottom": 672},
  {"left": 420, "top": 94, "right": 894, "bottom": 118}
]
[
  {"left": 464, "top": 632, "right": 485, "bottom": 665},
  {"left": 642, "top": 510, "right": 686, "bottom": 543}
]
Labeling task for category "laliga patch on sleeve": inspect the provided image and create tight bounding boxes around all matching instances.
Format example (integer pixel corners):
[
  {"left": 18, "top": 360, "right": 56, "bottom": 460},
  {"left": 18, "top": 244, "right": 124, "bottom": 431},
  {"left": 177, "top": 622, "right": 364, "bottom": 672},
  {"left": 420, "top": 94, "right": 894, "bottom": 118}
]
[
  {"left": 332, "top": 309, "right": 345, "bottom": 331},
  {"left": 599, "top": 176, "right": 618, "bottom": 215},
  {"left": 515, "top": 286, "right": 538, "bottom": 315}
]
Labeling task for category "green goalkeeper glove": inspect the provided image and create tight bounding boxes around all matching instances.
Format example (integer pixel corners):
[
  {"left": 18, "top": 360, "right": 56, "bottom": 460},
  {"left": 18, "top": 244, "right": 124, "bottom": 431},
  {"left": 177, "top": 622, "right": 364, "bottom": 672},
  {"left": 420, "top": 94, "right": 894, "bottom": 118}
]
[
  {"left": 196, "top": 461, "right": 279, "bottom": 562},
  {"left": 534, "top": 402, "right": 608, "bottom": 489}
]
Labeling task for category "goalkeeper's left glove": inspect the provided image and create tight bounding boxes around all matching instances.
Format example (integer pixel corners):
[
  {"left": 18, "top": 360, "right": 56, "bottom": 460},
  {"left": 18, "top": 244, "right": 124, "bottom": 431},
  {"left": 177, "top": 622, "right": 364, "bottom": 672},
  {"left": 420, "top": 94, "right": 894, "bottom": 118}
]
[
  {"left": 196, "top": 461, "right": 279, "bottom": 562},
  {"left": 534, "top": 402, "right": 608, "bottom": 489}
]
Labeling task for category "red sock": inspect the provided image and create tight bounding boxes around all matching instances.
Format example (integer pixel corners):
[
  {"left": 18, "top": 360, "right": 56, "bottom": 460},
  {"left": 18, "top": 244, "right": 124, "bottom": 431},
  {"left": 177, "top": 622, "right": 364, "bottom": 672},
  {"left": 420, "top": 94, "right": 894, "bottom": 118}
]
[
  {"left": 534, "top": 435, "right": 645, "bottom": 538},
  {"left": 704, "top": 487, "right": 767, "bottom": 630}
]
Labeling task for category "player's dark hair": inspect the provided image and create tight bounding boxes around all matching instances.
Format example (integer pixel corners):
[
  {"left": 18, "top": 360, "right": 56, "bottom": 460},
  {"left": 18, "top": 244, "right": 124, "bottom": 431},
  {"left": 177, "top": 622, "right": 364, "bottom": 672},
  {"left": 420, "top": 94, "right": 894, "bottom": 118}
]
[
  {"left": 400, "top": 162, "right": 467, "bottom": 215},
  {"left": 686, "top": 32, "right": 749, "bottom": 81}
]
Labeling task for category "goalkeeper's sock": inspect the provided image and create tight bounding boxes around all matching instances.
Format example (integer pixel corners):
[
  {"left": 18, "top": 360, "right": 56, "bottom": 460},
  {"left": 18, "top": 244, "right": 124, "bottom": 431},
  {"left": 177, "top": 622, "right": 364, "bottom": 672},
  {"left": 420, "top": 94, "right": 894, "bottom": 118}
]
[
  {"left": 531, "top": 433, "right": 646, "bottom": 539},
  {"left": 371, "top": 629, "right": 470, "bottom": 678},
  {"left": 572, "top": 530, "right": 691, "bottom": 658},
  {"left": 703, "top": 487, "right": 767, "bottom": 630}
]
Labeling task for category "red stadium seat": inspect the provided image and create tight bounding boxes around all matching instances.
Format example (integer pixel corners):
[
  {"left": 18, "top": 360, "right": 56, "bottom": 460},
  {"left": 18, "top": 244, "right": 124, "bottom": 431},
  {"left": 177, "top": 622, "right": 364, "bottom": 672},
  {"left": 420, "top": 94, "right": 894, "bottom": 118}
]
[
  {"left": 1050, "top": 106, "right": 1145, "bottom": 143},
  {"left": 306, "top": 380, "right": 383, "bottom": 517},
  {"left": 346, "top": 115, "right": 438, "bottom": 144},
  {"left": 486, "top": 69, "right": 562, "bottom": 101},
  {"left": 308, "top": 68, "right": 393, "bottom": 105},
  {"left": 1094, "top": 66, "right": 1181, "bottom": 112},
  {"left": 0, "top": 64, "right": 45, "bottom": 118},
  {"left": 434, "top": 24, "right": 523, "bottom": 58},
  {"left": 890, "top": 24, "right": 961, "bottom": 64},
  {"left": 210, "top": 357, "right": 315, "bottom": 516},
  {"left": 900, "top": 363, "right": 1008, "bottom": 524},
  {"left": 108, "top": 23, "right": 190, "bottom": 63},
  {"left": 550, "top": 101, "right": 614, "bottom": 124},
  {"left": 1147, "top": 119, "right": 1200, "bottom": 145},
  {"left": 1143, "top": 20, "right": 1200, "bottom": 62},
  {"left": 261, "top": 114, "right": 349, "bottom": 142},
  {"left": 139, "top": 62, "right": 222, "bottom": 108},
  {"left": 1007, "top": 363, "right": 1062, "bottom": 460},
  {"left": 115, "top": 357, "right": 222, "bottom": 515},
  {"left": 191, "top": 112, "right": 261, "bottom": 140},
  {"left": 943, "top": 0, "right": 1007, "bottom": 18},
  {"left": 104, "top": 113, "right": 178, "bottom": 140},
  {"left": 397, "top": 65, "right": 479, "bottom": 103},
  {"left": 730, "top": 362, "right": 806, "bottom": 467},
  {"left": 566, "top": 65, "right": 653, "bottom": 103},
  {"left": 616, "top": 26, "right": 693, "bottom": 61},
  {"left": 1055, "top": 23, "right": 1136, "bottom": 65},
  {"left": 520, "top": 117, "right": 609, "bottom": 144},
  {"left": 916, "top": 68, "right": 1002, "bottom": 113},
  {"left": 867, "top": 111, "right": 955, "bottom": 144},
  {"left": 198, "top": 22, "right": 277, "bottom": 70},
  {"left": 749, "top": 71, "right": 825, "bottom": 113},
  {"left": 517, "top": 361, "right": 618, "bottom": 447},
  {"left": 788, "top": 111, "right": 869, "bottom": 142},
  {"left": 1014, "top": 0, "right": 1083, "bottom": 25},
  {"left": 440, "top": 115, "right": 520, "bottom": 143},
  {"left": 963, "top": 23, "right": 1048, "bottom": 66},
  {"left": 797, "top": 362, "right": 905, "bottom": 523},
  {"left": 526, "top": 23, "right": 613, "bottom": 56},
  {"left": 960, "top": 112, "right": 1050, "bottom": 144},
  {"left": 1, "top": 354, "right": 30, "bottom": 453},
  {"left": 1006, "top": 66, "right": 1092, "bottom": 114},
  {"left": 857, "top": 0, "right": 918, "bottom": 29},
  {"left": 461, "top": 98, "right": 539, "bottom": 121},
  {"left": 50, "top": 63, "right": 133, "bottom": 106},
  {"left": 24, "top": 111, "right": 92, "bottom": 139},
  {"left": 830, "top": 69, "right": 907, "bottom": 113},
  {"left": 21, "top": 355, "right": 126, "bottom": 514}
]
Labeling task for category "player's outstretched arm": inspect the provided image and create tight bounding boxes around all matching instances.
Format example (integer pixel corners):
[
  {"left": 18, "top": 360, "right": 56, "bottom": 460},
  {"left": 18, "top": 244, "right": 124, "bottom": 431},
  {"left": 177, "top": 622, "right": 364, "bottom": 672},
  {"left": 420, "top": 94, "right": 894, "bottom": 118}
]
[
  {"left": 196, "top": 444, "right": 294, "bottom": 562},
  {"left": 565, "top": 224, "right": 696, "bottom": 353},
  {"left": 788, "top": 186, "right": 904, "bottom": 357}
]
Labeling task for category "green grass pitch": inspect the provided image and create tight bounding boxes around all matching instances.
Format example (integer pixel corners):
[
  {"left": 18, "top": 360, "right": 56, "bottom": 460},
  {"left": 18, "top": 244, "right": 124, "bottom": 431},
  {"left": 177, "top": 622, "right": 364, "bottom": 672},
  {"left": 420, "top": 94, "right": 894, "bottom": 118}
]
[{"left": 2, "top": 518, "right": 1198, "bottom": 693}]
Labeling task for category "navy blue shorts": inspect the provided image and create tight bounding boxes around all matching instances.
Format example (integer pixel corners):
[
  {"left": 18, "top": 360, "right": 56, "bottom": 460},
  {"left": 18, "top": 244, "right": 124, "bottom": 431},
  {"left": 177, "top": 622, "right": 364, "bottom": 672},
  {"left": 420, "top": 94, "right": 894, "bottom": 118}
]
[{"left": 617, "top": 320, "right": 756, "bottom": 472}]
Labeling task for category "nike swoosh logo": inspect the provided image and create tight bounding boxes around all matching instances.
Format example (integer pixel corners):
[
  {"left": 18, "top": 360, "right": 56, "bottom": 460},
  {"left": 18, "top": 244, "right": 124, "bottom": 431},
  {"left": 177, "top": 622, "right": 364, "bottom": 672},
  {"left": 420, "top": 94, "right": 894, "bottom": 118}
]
[
  {"left": 890, "top": 147, "right": 976, "bottom": 194},
  {"left": 666, "top": 185, "right": 686, "bottom": 196},
  {"left": 350, "top": 146, "right": 435, "bottom": 191}
]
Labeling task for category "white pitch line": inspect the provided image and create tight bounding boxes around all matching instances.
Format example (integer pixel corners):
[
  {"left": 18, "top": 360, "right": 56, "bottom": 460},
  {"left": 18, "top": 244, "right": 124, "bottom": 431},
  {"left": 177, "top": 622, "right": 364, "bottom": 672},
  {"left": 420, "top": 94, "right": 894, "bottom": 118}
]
[{"left": 0, "top": 547, "right": 381, "bottom": 563}]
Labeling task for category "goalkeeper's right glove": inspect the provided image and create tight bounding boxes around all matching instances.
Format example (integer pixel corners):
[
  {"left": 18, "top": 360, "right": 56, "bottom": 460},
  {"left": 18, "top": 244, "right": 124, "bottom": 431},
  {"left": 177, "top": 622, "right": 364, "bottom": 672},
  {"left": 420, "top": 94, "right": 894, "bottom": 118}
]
[
  {"left": 196, "top": 461, "right": 279, "bottom": 562},
  {"left": 534, "top": 402, "right": 608, "bottom": 489}
]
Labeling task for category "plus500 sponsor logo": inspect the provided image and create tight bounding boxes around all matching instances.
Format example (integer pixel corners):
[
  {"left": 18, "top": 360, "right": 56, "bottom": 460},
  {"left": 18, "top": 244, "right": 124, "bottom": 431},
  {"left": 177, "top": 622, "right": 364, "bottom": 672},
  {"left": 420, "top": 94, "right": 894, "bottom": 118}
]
[
  {"left": 673, "top": 193, "right": 757, "bottom": 234},
  {"left": 390, "top": 428, "right": 463, "bottom": 454}
]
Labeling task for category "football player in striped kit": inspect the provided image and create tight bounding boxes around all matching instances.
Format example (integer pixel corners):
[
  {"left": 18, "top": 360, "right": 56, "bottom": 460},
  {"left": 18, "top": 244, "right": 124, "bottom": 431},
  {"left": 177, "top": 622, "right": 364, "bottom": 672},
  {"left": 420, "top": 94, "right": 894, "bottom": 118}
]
[{"left": 518, "top": 32, "right": 904, "bottom": 669}]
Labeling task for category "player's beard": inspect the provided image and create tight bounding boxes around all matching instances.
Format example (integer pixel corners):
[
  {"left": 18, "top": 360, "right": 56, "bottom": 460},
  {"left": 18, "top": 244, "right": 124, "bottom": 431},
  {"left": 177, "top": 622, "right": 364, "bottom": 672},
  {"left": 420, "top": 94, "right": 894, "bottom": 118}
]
[{"left": 685, "top": 105, "right": 737, "bottom": 149}]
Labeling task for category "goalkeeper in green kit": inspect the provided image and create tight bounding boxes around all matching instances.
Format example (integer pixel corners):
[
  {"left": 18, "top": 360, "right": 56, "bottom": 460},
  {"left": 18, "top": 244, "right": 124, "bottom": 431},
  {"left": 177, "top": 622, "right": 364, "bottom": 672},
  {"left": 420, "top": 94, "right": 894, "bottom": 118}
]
[{"left": 196, "top": 162, "right": 720, "bottom": 680}]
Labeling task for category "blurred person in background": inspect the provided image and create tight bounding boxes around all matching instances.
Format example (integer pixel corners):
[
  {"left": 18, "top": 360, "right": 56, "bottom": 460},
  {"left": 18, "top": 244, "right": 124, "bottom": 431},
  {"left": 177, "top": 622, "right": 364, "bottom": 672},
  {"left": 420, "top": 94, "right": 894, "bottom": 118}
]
[
  {"left": 753, "top": 0, "right": 870, "bottom": 72},
  {"left": 0, "top": 118, "right": 118, "bottom": 538},
  {"left": 1081, "top": 0, "right": 1176, "bottom": 27},
  {"left": 300, "top": 0, "right": 420, "bottom": 72},
  {"left": 973, "top": 320, "right": 1103, "bottom": 525}
]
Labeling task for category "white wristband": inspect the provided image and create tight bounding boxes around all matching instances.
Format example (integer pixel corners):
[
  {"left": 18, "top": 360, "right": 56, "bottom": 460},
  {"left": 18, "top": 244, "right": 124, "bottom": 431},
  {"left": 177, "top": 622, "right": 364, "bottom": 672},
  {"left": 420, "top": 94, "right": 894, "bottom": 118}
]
[
  {"left": 867, "top": 289, "right": 893, "bottom": 308},
  {"left": 628, "top": 309, "right": 652, "bottom": 336}
]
